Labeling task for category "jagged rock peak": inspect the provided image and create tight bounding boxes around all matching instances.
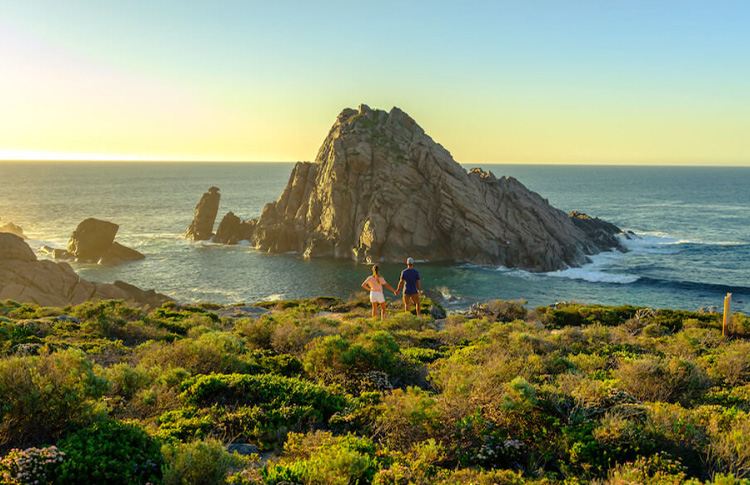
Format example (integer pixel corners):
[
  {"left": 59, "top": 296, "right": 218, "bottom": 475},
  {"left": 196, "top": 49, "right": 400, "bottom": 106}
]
[{"left": 239, "top": 104, "right": 626, "bottom": 272}]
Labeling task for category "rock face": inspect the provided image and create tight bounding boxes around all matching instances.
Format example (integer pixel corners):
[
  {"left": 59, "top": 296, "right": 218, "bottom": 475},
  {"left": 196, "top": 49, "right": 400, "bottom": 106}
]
[
  {"left": 0, "top": 233, "right": 36, "bottom": 262},
  {"left": 232, "top": 105, "right": 625, "bottom": 272},
  {"left": 0, "top": 233, "right": 170, "bottom": 308},
  {"left": 64, "top": 218, "right": 145, "bottom": 264},
  {"left": 569, "top": 211, "right": 629, "bottom": 253},
  {"left": 185, "top": 186, "right": 221, "bottom": 241}
]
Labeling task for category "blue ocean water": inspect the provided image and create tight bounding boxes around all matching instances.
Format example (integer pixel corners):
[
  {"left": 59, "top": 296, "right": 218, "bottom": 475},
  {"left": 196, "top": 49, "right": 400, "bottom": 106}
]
[{"left": 0, "top": 162, "right": 748, "bottom": 313}]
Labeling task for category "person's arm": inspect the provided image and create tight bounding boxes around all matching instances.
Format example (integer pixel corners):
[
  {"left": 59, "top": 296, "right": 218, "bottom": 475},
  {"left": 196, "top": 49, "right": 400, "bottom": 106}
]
[
  {"left": 383, "top": 280, "right": 396, "bottom": 294},
  {"left": 395, "top": 278, "right": 403, "bottom": 295},
  {"left": 417, "top": 278, "right": 421, "bottom": 294},
  {"left": 362, "top": 277, "right": 371, "bottom": 291}
]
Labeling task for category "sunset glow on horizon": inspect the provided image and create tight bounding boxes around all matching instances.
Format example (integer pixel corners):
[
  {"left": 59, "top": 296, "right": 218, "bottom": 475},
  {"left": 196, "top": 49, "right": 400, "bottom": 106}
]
[{"left": 1, "top": 1, "right": 749, "bottom": 166}]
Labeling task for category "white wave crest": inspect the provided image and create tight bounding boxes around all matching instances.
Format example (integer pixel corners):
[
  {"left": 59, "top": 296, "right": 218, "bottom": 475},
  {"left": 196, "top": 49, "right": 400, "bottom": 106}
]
[{"left": 545, "top": 250, "right": 639, "bottom": 284}]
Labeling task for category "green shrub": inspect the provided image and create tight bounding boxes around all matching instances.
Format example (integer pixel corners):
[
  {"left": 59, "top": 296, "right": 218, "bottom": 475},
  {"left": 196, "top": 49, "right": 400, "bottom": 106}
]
[
  {"left": 375, "top": 386, "right": 440, "bottom": 451},
  {"left": 178, "top": 373, "right": 348, "bottom": 419},
  {"left": 262, "top": 431, "right": 377, "bottom": 485},
  {"left": 0, "top": 349, "right": 108, "bottom": 450},
  {"left": 235, "top": 316, "right": 276, "bottom": 349},
  {"left": 401, "top": 346, "right": 442, "bottom": 364},
  {"left": 139, "top": 331, "right": 251, "bottom": 375},
  {"left": 711, "top": 341, "right": 750, "bottom": 386},
  {"left": 536, "top": 304, "right": 638, "bottom": 329},
  {"left": 55, "top": 420, "right": 163, "bottom": 484},
  {"left": 431, "top": 468, "right": 524, "bottom": 485},
  {"left": 106, "top": 363, "right": 157, "bottom": 400},
  {"left": 162, "top": 438, "right": 246, "bottom": 485},
  {"left": 604, "top": 453, "right": 687, "bottom": 484},
  {"left": 614, "top": 356, "right": 709, "bottom": 404},
  {"left": 303, "top": 331, "right": 406, "bottom": 383}
]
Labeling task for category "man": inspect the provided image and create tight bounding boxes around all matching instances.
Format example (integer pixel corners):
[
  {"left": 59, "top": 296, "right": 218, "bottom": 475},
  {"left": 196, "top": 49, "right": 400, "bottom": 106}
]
[{"left": 396, "top": 257, "right": 421, "bottom": 316}]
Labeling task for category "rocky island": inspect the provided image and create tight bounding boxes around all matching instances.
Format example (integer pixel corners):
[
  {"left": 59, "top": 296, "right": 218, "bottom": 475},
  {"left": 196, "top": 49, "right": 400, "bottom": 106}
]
[{"left": 196, "top": 105, "right": 627, "bottom": 272}]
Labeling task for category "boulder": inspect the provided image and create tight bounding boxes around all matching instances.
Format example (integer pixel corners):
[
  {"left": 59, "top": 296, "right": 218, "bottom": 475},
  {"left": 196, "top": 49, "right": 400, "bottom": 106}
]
[
  {"left": 0, "top": 233, "right": 37, "bottom": 262},
  {"left": 0, "top": 235, "right": 170, "bottom": 308},
  {"left": 242, "top": 104, "right": 626, "bottom": 272},
  {"left": 40, "top": 245, "right": 74, "bottom": 260},
  {"left": 213, "top": 212, "right": 256, "bottom": 245},
  {"left": 60, "top": 218, "right": 145, "bottom": 264},
  {"left": 185, "top": 186, "right": 221, "bottom": 241},
  {"left": 67, "top": 218, "right": 119, "bottom": 262},
  {"left": 99, "top": 242, "right": 146, "bottom": 265},
  {"left": 0, "top": 221, "right": 26, "bottom": 239}
]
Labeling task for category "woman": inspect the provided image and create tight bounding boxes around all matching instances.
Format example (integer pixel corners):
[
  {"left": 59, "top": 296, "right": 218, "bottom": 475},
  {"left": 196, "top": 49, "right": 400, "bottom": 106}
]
[{"left": 361, "top": 264, "right": 397, "bottom": 320}]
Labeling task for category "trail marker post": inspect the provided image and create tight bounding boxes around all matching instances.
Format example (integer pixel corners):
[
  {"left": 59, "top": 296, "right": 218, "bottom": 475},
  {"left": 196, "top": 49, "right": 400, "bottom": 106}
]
[{"left": 722, "top": 293, "right": 732, "bottom": 337}]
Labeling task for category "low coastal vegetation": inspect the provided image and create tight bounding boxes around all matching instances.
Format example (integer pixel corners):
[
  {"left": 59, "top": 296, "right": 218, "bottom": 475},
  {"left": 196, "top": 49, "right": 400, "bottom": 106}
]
[{"left": 1, "top": 295, "right": 750, "bottom": 484}]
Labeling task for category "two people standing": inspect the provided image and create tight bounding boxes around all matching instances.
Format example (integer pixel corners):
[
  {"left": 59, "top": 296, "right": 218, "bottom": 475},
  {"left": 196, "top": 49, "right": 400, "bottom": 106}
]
[{"left": 361, "top": 258, "right": 421, "bottom": 319}]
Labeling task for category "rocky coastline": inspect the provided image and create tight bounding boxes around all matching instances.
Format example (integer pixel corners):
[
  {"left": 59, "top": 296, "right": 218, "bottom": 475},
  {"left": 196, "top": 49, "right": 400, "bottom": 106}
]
[{"left": 0, "top": 232, "right": 169, "bottom": 308}]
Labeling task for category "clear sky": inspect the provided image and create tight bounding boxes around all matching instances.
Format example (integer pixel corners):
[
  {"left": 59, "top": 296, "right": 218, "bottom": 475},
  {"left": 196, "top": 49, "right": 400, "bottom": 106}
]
[{"left": 1, "top": 1, "right": 749, "bottom": 165}]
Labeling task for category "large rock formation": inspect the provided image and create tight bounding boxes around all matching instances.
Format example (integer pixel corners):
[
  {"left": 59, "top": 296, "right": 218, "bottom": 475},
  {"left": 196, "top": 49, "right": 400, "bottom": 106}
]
[
  {"left": 185, "top": 186, "right": 221, "bottom": 241},
  {"left": 0, "top": 233, "right": 170, "bottom": 308},
  {"left": 215, "top": 105, "right": 626, "bottom": 272},
  {"left": 67, "top": 218, "right": 119, "bottom": 261},
  {"left": 57, "top": 218, "right": 145, "bottom": 264}
]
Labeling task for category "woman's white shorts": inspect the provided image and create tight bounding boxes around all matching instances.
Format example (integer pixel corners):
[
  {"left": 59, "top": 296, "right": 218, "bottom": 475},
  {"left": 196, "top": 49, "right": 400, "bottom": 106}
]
[{"left": 369, "top": 291, "right": 385, "bottom": 303}]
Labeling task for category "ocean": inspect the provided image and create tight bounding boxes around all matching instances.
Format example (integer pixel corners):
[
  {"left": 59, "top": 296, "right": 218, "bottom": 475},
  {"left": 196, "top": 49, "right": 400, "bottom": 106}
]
[{"left": 1, "top": 162, "right": 748, "bottom": 314}]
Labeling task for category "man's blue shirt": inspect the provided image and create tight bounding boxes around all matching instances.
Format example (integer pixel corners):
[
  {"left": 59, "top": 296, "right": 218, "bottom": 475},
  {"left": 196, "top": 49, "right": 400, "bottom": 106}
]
[{"left": 400, "top": 268, "right": 420, "bottom": 294}]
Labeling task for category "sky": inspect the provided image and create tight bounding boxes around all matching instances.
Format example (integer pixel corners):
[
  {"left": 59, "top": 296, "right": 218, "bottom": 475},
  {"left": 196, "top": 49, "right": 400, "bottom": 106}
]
[{"left": 0, "top": 1, "right": 749, "bottom": 165}]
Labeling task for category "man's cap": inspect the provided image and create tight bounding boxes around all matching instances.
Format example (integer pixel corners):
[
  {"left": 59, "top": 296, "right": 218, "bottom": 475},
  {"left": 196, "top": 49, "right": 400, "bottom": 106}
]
[{"left": 407, "top": 257, "right": 414, "bottom": 265}]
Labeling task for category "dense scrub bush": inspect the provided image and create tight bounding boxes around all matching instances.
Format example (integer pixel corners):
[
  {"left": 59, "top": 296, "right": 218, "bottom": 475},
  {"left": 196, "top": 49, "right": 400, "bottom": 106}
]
[
  {"left": 55, "top": 419, "right": 163, "bottom": 484},
  {"left": 303, "top": 331, "right": 410, "bottom": 386},
  {"left": 151, "top": 304, "right": 221, "bottom": 335},
  {"left": 536, "top": 304, "right": 638, "bottom": 329},
  {"left": 139, "top": 330, "right": 251, "bottom": 374},
  {"left": 375, "top": 386, "right": 440, "bottom": 451},
  {"left": 614, "top": 356, "right": 709, "bottom": 404},
  {"left": 710, "top": 341, "right": 750, "bottom": 386},
  {"left": 235, "top": 315, "right": 276, "bottom": 349},
  {"left": 162, "top": 438, "right": 246, "bottom": 485},
  {"left": 261, "top": 431, "right": 378, "bottom": 485},
  {"left": 178, "top": 373, "right": 348, "bottom": 418},
  {"left": 372, "top": 439, "right": 445, "bottom": 485},
  {"left": 0, "top": 348, "right": 107, "bottom": 450}
]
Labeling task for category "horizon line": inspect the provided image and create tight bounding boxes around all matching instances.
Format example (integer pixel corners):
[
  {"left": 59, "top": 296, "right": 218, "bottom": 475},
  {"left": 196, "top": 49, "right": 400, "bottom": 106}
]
[{"left": 1, "top": 159, "right": 749, "bottom": 168}]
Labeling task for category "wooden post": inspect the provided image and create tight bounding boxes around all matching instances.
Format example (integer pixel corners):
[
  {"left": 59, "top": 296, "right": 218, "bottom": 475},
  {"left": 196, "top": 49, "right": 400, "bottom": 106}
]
[{"left": 722, "top": 293, "right": 732, "bottom": 337}]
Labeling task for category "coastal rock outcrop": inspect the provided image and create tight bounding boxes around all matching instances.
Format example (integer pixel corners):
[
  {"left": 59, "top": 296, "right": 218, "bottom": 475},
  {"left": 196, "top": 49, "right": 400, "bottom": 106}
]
[
  {"left": 60, "top": 218, "right": 145, "bottom": 264},
  {"left": 210, "top": 105, "right": 626, "bottom": 271},
  {"left": 569, "top": 211, "right": 629, "bottom": 253},
  {"left": 213, "top": 212, "right": 256, "bottom": 245},
  {"left": 0, "top": 233, "right": 170, "bottom": 307},
  {"left": 185, "top": 186, "right": 221, "bottom": 241}
]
